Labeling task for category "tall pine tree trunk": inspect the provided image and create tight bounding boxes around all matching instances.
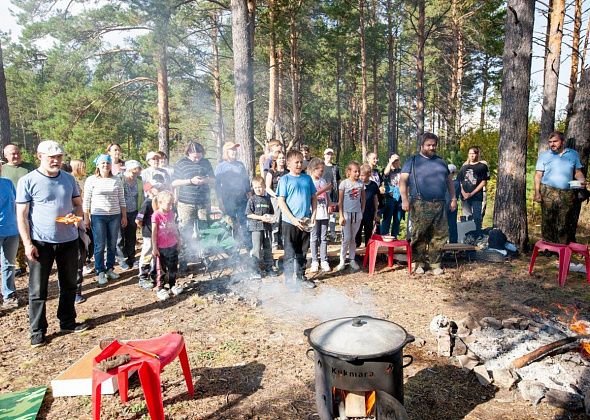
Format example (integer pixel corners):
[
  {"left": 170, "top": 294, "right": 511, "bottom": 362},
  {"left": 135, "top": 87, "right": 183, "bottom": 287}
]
[
  {"left": 539, "top": 0, "right": 565, "bottom": 154},
  {"left": 387, "top": 0, "right": 398, "bottom": 155},
  {"left": 156, "top": 42, "right": 170, "bottom": 155},
  {"left": 289, "top": 3, "right": 302, "bottom": 150},
  {"left": 416, "top": 0, "right": 426, "bottom": 149},
  {"left": 493, "top": 0, "right": 535, "bottom": 250},
  {"left": 565, "top": 0, "right": 581, "bottom": 130},
  {"left": 480, "top": 53, "right": 490, "bottom": 131},
  {"left": 371, "top": 0, "right": 379, "bottom": 155},
  {"left": 266, "top": 0, "right": 279, "bottom": 142},
  {"left": 359, "top": 0, "right": 369, "bottom": 160},
  {"left": 211, "top": 10, "right": 225, "bottom": 160},
  {"left": 566, "top": 67, "right": 590, "bottom": 238},
  {"left": 232, "top": 0, "right": 256, "bottom": 175},
  {"left": 336, "top": 50, "right": 343, "bottom": 161},
  {"left": 0, "top": 40, "right": 10, "bottom": 148}
]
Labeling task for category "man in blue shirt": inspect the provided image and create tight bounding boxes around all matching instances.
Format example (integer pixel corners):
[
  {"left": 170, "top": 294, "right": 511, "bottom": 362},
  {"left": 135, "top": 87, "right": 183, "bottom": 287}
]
[
  {"left": 277, "top": 150, "right": 317, "bottom": 289},
  {"left": 400, "top": 133, "right": 457, "bottom": 275},
  {"left": 534, "top": 131, "right": 586, "bottom": 244},
  {"left": 16, "top": 140, "right": 88, "bottom": 348}
]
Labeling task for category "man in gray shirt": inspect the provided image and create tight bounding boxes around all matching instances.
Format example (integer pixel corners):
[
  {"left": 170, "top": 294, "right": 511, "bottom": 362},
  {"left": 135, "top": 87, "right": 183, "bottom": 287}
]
[{"left": 16, "top": 140, "right": 88, "bottom": 347}]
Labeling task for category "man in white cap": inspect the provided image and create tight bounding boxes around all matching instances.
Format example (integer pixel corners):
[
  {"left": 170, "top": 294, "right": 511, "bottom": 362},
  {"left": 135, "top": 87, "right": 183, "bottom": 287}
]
[{"left": 16, "top": 140, "right": 88, "bottom": 347}]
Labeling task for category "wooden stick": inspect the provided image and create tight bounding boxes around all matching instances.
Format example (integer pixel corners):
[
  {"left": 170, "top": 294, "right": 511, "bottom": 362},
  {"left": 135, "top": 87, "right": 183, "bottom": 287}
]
[{"left": 510, "top": 335, "right": 588, "bottom": 369}]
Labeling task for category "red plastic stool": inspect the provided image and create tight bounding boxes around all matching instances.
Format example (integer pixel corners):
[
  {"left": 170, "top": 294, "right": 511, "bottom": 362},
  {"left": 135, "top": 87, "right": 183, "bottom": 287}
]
[
  {"left": 567, "top": 242, "right": 590, "bottom": 285},
  {"left": 92, "top": 332, "right": 194, "bottom": 420},
  {"left": 528, "top": 240, "right": 571, "bottom": 287},
  {"left": 362, "top": 234, "right": 412, "bottom": 275}
]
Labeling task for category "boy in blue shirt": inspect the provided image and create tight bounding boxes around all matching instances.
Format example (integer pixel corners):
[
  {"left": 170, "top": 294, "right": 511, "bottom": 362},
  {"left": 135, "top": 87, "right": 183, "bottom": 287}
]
[{"left": 276, "top": 150, "right": 317, "bottom": 289}]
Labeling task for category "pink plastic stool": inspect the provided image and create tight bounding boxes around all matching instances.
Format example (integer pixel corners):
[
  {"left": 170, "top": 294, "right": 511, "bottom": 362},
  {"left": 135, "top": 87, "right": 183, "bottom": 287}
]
[
  {"left": 362, "top": 234, "right": 412, "bottom": 275},
  {"left": 566, "top": 242, "right": 590, "bottom": 285},
  {"left": 528, "top": 240, "right": 571, "bottom": 287},
  {"left": 92, "top": 332, "right": 194, "bottom": 420}
]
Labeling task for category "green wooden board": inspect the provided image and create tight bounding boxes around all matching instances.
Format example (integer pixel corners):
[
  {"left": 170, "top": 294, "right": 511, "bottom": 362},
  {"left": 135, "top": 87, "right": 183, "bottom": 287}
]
[{"left": 0, "top": 386, "right": 47, "bottom": 420}]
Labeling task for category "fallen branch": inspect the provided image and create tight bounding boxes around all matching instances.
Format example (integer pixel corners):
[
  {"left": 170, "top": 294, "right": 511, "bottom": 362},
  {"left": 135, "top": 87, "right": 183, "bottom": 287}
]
[{"left": 510, "top": 335, "right": 589, "bottom": 369}]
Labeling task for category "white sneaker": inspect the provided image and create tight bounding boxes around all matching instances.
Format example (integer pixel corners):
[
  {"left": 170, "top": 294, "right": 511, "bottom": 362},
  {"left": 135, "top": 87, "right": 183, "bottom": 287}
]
[
  {"left": 156, "top": 289, "right": 170, "bottom": 301},
  {"left": 432, "top": 267, "right": 445, "bottom": 276},
  {"left": 334, "top": 262, "right": 346, "bottom": 272},
  {"left": 83, "top": 265, "right": 94, "bottom": 275},
  {"left": 320, "top": 261, "right": 331, "bottom": 272},
  {"left": 97, "top": 272, "right": 108, "bottom": 285},
  {"left": 349, "top": 260, "right": 360, "bottom": 271},
  {"left": 310, "top": 261, "right": 319, "bottom": 273},
  {"left": 106, "top": 269, "right": 120, "bottom": 280},
  {"left": 171, "top": 285, "right": 184, "bottom": 296}
]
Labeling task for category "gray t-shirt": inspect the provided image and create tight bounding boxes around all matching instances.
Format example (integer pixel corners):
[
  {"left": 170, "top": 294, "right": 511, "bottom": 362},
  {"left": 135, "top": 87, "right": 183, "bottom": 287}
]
[
  {"left": 401, "top": 154, "right": 449, "bottom": 201},
  {"left": 339, "top": 179, "right": 364, "bottom": 213},
  {"left": 16, "top": 169, "right": 80, "bottom": 243}
]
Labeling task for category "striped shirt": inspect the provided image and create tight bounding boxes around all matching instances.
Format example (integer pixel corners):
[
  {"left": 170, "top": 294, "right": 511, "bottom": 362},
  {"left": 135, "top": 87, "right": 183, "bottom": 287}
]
[{"left": 83, "top": 175, "right": 126, "bottom": 215}]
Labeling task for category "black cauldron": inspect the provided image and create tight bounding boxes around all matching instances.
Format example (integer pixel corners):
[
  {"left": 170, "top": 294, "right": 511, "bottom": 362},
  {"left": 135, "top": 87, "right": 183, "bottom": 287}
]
[{"left": 305, "top": 316, "right": 414, "bottom": 419}]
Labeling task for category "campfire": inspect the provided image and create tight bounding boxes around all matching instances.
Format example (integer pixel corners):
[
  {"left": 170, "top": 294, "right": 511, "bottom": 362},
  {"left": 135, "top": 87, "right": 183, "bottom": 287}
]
[{"left": 430, "top": 304, "right": 590, "bottom": 413}]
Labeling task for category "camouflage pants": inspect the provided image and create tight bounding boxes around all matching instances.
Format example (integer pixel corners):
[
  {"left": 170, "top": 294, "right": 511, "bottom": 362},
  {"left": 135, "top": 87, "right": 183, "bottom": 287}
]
[
  {"left": 540, "top": 184, "right": 576, "bottom": 244},
  {"left": 410, "top": 200, "right": 448, "bottom": 268}
]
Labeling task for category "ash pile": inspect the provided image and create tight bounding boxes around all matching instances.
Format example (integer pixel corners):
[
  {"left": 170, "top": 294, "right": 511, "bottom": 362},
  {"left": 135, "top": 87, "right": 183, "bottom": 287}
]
[{"left": 430, "top": 308, "right": 590, "bottom": 414}]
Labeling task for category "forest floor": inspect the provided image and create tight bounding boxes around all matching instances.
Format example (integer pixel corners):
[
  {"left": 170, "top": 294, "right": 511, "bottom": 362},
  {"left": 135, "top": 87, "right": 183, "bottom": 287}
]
[{"left": 1, "top": 236, "right": 590, "bottom": 419}]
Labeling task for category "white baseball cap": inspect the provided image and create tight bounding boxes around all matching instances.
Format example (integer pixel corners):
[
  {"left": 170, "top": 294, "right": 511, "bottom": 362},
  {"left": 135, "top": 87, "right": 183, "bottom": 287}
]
[
  {"left": 125, "top": 160, "right": 142, "bottom": 171},
  {"left": 37, "top": 140, "right": 64, "bottom": 156},
  {"left": 448, "top": 164, "right": 457, "bottom": 173}
]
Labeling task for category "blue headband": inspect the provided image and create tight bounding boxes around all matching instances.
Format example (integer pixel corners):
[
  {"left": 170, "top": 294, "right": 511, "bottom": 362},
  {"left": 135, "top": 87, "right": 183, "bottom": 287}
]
[{"left": 94, "top": 154, "right": 112, "bottom": 165}]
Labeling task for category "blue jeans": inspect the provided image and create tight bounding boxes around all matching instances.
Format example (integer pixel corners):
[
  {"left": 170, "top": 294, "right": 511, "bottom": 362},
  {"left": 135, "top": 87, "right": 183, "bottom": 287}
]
[
  {"left": 447, "top": 208, "right": 458, "bottom": 243},
  {"left": 91, "top": 214, "right": 121, "bottom": 273},
  {"left": 462, "top": 199, "right": 483, "bottom": 232},
  {"left": 224, "top": 202, "right": 251, "bottom": 250},
  {"left": 381, "top": 196, "right": 404, "bottom": 238},
  {"left": 0, "top": 235, "right": 19, "bottom": 300}
]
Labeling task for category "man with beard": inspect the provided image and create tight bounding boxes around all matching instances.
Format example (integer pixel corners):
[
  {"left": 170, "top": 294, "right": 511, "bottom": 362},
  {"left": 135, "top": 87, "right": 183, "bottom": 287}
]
[
  {"left": 534, "top": 131, "right": 586, "bottom": 244},
  {"left": 2, "top": 144, "right": 35, "bottom": 277},
  {"left": 171, "top": 141, "right": 215, "bottom": 272},
  {"left": 400, "top": 133, "right": 456, "bottom": 275},
  {"left": 16, "top": 141, "right": 88, "bottom": 347}
]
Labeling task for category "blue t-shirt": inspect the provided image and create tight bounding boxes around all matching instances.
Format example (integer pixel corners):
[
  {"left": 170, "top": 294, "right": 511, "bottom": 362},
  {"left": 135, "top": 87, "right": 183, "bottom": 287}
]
[
  {"left": 276, "top": 173, "right": 316, "bottom": 225},
  {"left": 16, "top": 169, "right": 80, "bottom": 243},
  {"left": 401, "top": 154, "right": 449, "bottom": 201},
  {"left": 536, "top": 148, "right": 582, "bottom": 190},
  {"left": 0, "top": 178, "right": 18, "bottom": 237}
]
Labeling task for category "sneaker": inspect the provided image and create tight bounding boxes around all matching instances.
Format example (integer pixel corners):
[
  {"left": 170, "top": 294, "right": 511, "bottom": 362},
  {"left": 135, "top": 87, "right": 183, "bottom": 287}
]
[
  {"left": 132, "top": 261, "right": 139, "bottom": 268},
  {"left": 299, "top": 279, "right": 316, "bottom": 289},
  {"left": 83, "top": 265, "right": 94, "bottom": 275},
  {"left": 15, "top": 268, "right": 27, "bottom": 277},
  {"left": 310, "top": 261, "right": 319, "bottom": 273},
  {"left": 156, "top": 288, "right": 170, "bottom": 301},
  {"left": 75, "top": 294, "right": 87, "bottom": 304},
  {"left": 432, "top": 267, "right": 445, "bottom": 276},
  {"left": 250, "top": 271, "right": 262, "bottom": 280},
  {"left": 138, "top": 279, "right": 154, "bottom": 289},
  {"left": 119, "top": 262, "right": 130, "bottom": 270},
  {"left": 171, "top": 285, "right": 184, "bottom": 296},
  {"left": 320, "top": 261, "right": 331, "bottom": 272},
  {"left": 334, "top": 262, "right": 346, "bottom": 272},
  {"left": 60, "top": 323, "right": 89, "bottom": 333},
  {"left": 31, "top": 335, "right": 46, "bottom": 348},
  {"left": 106, "top": 269, "right": 120, "bottom": 280},
  {"left": 265, "top": 267, "right": 280, "bottom": 277},
  {"left": 2, "top": 296, "right": 19, "bottom": 309},
  {"left": 414, "top": 266, "right": 425, "bottom": 275},
  {"left": 349, "top": 260, "right": 360, "bottom": 271},
  {"left": 97, "top": 272, "right": 108, "bottom": 285}
]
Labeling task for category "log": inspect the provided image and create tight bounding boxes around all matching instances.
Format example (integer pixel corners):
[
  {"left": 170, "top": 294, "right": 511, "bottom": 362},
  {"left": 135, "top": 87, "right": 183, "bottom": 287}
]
[{"left": 510, "top": 335, "right": 588, "bottom": 369}]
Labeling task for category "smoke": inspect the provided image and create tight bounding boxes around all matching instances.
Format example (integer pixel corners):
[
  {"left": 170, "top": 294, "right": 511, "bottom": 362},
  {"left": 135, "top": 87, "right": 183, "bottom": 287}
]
[{"left": 230, "top": 278, "right": 379, "bottom": 324}]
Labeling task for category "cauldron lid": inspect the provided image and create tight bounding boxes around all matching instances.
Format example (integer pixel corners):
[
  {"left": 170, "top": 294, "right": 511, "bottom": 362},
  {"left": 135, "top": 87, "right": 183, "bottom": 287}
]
[{"left": 307, "top": 315, "right": 410, "bottom": 360}]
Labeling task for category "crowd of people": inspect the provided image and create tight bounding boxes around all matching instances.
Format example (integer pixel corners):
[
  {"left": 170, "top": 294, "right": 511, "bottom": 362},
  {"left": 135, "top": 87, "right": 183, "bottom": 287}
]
[{"left": 0, "top": 129, "right": 586, "bottom": 347}]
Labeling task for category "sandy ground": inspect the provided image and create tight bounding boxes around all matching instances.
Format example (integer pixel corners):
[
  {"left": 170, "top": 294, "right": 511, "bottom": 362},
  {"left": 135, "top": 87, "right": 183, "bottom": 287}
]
[{"left": 1, "top": 246, "right": 589, "bottom": 419}]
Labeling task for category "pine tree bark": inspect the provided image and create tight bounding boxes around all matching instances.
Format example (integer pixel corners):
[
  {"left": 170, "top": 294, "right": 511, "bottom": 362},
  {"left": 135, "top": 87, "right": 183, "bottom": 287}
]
[
  {"left": 0, "top": 40, "right": 10, "bottom": 148},
  {"left": 266, "top": 0, "right": 279, "bottom": 142},
  {"left": 387, "top": 0, "right": 398, "bottom": 155},
  {"left": 289, "top": 2, "right": 302, "bottom": 149},
  {"left": 416, "top": 0, "right": 426, "bottom": 149},
  {"left": 371, "top": 0, "right": 379, "bottom": 155},
  {"left": 359, "top": 0, "right": 369, "bottom": 161},
  {"left": 232, "top": 0, "right": 256, "bottom": 176},
  {"left": 565, "top": 67, "right": 590, "bottom": 237},
  {"left": 493, "top": 0, "right": 535, "bottom": 250},
  {"left": 565, "top": 0, "right": 581, "bottom": 130},
  {"left": 211, "top": 10, "right": 225, "bottom": 160},
  {"left": 480, "top": 53, "right": 490, "bottom": 131},
  {"left": 336, "top": 50, "right": 343, "bottom": 161},
  {"left": 539, "top": 0, "right": 565, "bottom": 154},
  {"left": 156, "top": 42, "right": 170, "bottom": 155}
]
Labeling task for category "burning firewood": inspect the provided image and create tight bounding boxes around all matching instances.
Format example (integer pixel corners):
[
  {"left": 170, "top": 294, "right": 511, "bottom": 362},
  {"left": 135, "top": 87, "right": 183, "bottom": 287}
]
[{"left": 510, "top": 335, "right": 590, "bottom": 369}]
